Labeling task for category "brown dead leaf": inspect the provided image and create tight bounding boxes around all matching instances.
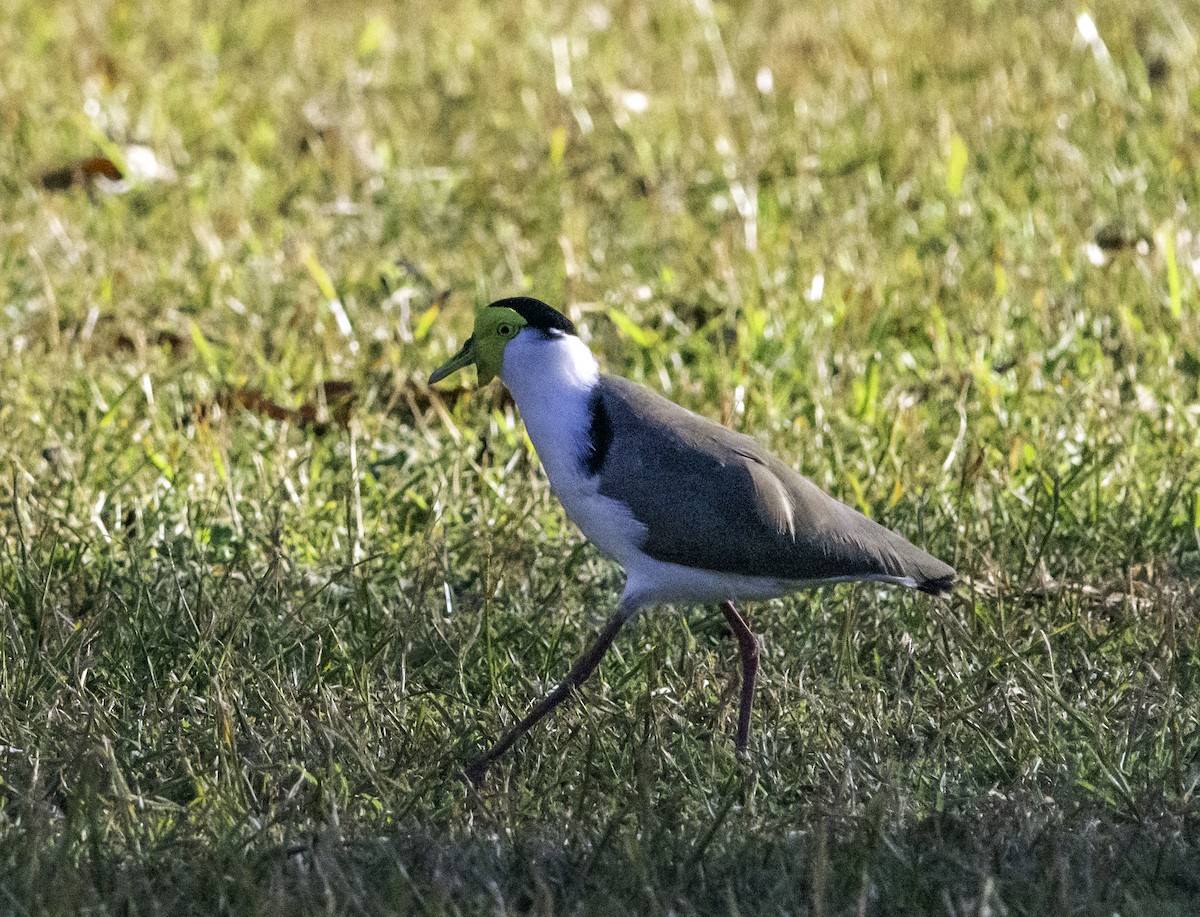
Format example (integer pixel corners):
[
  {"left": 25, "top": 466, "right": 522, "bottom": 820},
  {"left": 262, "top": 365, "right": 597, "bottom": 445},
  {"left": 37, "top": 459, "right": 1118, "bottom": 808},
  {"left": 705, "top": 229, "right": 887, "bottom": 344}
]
[
  {"left": 41, "top": 156, "right": 124, "bottom": 192},
  {"left": 207, "top": 382, "right": 358, "bottom": 435}
]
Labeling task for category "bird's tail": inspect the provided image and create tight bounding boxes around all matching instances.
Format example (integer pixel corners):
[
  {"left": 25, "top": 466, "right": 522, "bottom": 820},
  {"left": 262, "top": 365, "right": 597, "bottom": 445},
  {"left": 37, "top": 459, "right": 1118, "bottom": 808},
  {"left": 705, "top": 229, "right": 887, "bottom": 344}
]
[{"left": 916, "top": 572, "right": 955, "bottom": 597}]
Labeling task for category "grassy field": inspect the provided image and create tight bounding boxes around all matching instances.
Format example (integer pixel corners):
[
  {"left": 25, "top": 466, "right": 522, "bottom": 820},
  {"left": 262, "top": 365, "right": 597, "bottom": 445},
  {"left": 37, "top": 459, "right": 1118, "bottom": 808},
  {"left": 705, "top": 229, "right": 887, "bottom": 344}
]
[{"left": 2, "top": 0, "right": 1199, "bottom": 913}]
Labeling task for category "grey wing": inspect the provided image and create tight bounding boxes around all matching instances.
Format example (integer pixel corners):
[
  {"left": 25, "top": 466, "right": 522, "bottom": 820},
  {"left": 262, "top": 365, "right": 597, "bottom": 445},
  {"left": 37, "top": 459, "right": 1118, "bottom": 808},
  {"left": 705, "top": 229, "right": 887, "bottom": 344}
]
[{"left": 594, "top": 376, "right": 954, "bottom": 588}]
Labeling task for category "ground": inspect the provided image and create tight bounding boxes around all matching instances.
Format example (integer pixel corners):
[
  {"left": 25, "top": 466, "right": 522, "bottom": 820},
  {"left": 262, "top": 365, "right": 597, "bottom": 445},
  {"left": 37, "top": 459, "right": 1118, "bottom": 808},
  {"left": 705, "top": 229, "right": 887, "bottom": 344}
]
[{"left": 1, "top": 0, "right": 1199, "bottom": 914}]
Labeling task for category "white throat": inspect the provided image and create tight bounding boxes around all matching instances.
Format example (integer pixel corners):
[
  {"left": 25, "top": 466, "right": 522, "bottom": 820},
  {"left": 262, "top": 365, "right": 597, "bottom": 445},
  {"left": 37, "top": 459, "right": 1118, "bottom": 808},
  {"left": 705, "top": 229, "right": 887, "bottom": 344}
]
[{"left": 499, "top": 329, "right": 599, "bottom": 488}]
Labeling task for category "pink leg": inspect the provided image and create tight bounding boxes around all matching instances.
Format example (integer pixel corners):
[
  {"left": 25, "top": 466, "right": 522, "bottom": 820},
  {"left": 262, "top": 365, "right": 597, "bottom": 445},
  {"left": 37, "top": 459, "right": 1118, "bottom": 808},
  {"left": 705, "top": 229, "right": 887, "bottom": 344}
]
[
  {"left": 720, "top": 601, "right": 760, "bottom": 753},
  {"left": 465, "top": 600, "right": 637, "bottom": 785}
]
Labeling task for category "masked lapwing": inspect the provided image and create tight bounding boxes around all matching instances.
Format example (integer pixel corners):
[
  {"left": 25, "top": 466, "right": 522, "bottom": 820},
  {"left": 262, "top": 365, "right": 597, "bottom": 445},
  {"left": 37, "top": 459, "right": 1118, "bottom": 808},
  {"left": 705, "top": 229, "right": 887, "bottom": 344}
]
[{"left": 430, "top": 297, "right": 954, "bottom": 784}]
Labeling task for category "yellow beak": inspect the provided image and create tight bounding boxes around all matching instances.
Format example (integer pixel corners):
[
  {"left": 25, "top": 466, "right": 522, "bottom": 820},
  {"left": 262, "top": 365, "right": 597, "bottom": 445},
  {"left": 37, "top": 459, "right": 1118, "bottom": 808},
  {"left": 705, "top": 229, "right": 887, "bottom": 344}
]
[{"left": 429, "top": 337, "right": 476, "bottom": 384}]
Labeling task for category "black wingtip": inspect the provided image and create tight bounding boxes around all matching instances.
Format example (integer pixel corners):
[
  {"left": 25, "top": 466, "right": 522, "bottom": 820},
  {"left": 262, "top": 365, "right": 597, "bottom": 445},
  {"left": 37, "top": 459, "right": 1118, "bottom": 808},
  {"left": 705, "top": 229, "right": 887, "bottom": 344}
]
[{"left": 917, "top": 573, "right": 955, "bottom": 597}]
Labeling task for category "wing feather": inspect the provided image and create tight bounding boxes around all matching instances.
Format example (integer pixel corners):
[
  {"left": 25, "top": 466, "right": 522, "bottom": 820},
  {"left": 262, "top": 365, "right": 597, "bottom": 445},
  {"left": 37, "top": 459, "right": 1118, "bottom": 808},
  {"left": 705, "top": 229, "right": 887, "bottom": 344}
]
[{"left": 593, "top": 375, "right": 954, "bottom": 587}]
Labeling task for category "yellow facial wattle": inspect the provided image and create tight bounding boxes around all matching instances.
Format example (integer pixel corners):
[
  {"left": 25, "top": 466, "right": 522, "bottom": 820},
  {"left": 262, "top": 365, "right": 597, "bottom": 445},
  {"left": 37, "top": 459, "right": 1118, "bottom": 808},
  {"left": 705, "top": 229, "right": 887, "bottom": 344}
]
[{"left": 428, "top": 306, "right": 527, "bottom": 385}]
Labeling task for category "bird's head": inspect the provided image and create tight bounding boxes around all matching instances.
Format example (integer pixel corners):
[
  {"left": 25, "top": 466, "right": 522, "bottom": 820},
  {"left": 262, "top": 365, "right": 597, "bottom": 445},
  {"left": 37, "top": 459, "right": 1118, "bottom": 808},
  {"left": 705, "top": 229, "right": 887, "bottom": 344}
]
[{"left": 428, "top": 297, "right": 577, "bottom": 386}]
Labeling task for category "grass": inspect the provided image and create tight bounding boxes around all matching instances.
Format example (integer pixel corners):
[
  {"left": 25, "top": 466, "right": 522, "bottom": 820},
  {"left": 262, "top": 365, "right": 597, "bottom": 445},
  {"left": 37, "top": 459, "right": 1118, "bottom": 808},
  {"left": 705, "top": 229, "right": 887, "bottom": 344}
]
[{"left": 2, "top": 0, "right": 1199, "bottom": 912}]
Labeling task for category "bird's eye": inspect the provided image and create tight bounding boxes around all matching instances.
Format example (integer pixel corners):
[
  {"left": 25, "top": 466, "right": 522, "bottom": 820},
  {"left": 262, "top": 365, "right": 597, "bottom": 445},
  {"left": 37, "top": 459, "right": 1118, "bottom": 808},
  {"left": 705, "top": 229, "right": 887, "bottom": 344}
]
[{"left": 498, "top": 323, "right": 514, "bottom": 337}]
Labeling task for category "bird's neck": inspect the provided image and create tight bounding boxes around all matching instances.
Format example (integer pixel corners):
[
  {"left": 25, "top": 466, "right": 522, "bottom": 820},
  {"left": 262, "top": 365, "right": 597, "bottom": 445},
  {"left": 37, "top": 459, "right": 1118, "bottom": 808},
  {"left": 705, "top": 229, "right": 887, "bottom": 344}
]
[{"left": 499, "top": 332, "right": 599, "bottom": 489}]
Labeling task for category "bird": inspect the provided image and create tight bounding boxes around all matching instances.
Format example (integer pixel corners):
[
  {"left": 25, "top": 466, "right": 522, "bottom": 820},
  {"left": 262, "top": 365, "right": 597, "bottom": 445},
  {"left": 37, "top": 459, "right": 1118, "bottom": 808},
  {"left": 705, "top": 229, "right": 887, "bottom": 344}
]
[{"left": 429, "top": 296, "right": 954, "bottom": 785}]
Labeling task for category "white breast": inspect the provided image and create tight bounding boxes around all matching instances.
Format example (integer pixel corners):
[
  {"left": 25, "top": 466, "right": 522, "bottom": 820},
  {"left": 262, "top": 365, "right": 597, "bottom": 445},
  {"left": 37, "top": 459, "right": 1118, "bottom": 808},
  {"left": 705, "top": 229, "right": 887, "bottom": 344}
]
[{"left": 499, "top": 330, "right": 649, "bottom": 566}]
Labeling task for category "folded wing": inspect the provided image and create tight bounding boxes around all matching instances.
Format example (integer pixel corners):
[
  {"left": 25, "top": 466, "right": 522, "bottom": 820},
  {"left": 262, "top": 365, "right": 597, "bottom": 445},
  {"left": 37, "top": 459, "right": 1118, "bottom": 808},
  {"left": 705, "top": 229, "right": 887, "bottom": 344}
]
[{"left": 593, "top": 375, "right": 954, "bottom": 594}]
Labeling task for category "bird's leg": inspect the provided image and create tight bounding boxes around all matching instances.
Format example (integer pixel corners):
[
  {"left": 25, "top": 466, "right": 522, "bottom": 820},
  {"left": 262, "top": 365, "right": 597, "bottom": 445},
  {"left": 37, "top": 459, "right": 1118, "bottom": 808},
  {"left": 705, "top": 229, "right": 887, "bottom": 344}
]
[
  {"left": 464, "top": 598, "right": 636, "bottom": 785},
  {"left": 720, "top": 601, "right": 760, "bottom": 754}
]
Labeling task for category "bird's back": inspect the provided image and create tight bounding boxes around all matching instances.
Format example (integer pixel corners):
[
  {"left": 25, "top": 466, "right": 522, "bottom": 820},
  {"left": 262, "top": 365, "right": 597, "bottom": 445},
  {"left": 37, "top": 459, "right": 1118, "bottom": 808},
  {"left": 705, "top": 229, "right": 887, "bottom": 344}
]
[{"left": 590, "top": 375, "right": 954, "bottom": 594}]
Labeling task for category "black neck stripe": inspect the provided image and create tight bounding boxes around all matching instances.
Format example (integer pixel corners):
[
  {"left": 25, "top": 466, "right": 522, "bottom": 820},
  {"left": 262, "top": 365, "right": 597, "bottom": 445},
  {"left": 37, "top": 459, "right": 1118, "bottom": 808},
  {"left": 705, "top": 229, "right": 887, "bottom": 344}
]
[{"left": 582, "top": 389, "right": 613, "bottom": 477}]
